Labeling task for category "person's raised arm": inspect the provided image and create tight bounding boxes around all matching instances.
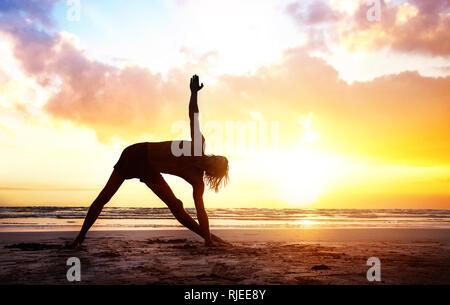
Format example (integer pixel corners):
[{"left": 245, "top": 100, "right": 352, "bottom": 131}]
[{"left": 189, "top": 74, "right": 205, "bottom": 156}]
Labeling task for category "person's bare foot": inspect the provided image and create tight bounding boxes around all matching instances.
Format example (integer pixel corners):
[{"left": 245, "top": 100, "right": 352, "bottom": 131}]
[
  {"left": 204, "top": 239, "right": 216, "bottom": 247},
  {"left": 63, "top": 237, "right": 83, "bottom": 249},
  {"left": 211, "top": 234, "right": 232, "bottom": 246}
]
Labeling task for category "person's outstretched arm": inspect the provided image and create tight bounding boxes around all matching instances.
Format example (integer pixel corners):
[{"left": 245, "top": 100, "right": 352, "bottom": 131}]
[{"left": 189, "top": 74, "right": 205, "bottom": 156}]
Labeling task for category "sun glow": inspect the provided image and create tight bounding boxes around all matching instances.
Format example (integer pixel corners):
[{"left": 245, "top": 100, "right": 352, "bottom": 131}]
[
  {"left": 1, "top": 0, "right": 449, "bottom": 210},
  {"left": 260, "top": 149, "right": 344, "bottom": 206},
  {"left": 296, "top": 219, "right": 316, "bottom": 227},
  {"left": 252, "top": 114, "right": 345, "bottom": 206}
]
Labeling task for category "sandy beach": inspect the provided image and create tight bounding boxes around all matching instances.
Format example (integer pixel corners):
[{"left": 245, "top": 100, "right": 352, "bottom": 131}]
[{"left": 1, "top": 229, "right": 449, "bottom": 285}]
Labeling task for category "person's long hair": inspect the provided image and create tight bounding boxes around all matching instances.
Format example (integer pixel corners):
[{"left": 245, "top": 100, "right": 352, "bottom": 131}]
[{"left": 204, "top": 155, "right": 229, "bottom": 192}]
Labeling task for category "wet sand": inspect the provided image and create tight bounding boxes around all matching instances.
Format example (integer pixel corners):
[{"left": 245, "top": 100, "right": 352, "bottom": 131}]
[{"left": 1, "top": 229, "right": 449, "bottom": 284}]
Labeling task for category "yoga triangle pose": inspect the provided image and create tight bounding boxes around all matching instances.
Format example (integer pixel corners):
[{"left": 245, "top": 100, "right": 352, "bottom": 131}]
[{"left": 69, "top": 75, "right": 229, "bottom": 248}]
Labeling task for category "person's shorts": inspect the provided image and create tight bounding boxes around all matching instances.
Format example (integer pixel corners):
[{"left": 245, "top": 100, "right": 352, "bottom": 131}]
[{"left": 113, "top": 142, "right": 164, "bottom": 183}]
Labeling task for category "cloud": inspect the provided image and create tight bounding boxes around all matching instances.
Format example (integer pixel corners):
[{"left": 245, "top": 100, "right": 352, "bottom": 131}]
[
  {"left": 215, "top": 48, "right": 450, "bottom": 165},
  {"left": 1, "top": 0, "right": 449, "bottom": 166},
  {"left": 0, "top": 0, "right": 57, "bottom": 27},
  {"left": 436, "top": 65, "right": 450, "bottom": 73},
  {"left": 287, "top": 0, "right": 450, "bottom": 57},
  {"left": 286, "top": 1, "right": 341, "bottom": 25},
  {"left": 0, "top": 0, "right": 59, "bottom": 74},
  {"left": 0, "top": 1, "right": 191, "bottom": 142}
]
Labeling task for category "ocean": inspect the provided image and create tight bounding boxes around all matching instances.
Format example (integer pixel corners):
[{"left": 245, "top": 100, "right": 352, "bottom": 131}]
[{"left": 0, "top": 207, "right": 449, "bottom": 231}]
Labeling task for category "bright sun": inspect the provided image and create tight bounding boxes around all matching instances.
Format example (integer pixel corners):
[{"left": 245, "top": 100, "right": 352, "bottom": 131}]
[
  {"left": 257, "top": 149, "right": 343, "bottom": 206},
  {"left": 250, "top": 113, "right": 344, "bottom": 206}
]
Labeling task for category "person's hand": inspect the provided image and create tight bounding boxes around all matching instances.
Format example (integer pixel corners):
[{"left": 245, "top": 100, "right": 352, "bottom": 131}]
[{"left": 190, "top": 74, "right": 204, "bottom": 93}]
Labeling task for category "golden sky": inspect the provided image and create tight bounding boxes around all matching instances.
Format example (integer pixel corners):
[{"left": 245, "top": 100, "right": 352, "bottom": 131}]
[{"left": 0, "top": 0, "right": 449, "bottom": 209}]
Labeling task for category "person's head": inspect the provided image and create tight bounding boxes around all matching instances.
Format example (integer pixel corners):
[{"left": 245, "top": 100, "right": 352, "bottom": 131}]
[{"left": 202, "top": 155, "right": 229, "bottom": 192}]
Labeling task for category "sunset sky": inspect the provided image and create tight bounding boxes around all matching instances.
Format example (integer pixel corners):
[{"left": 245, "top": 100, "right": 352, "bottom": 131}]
[{"left": 0, "top": 0, "right": 449, "bottom": 209}]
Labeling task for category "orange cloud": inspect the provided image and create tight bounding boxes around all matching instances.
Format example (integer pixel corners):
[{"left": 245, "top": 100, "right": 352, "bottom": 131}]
[
  {"left": 44, "top": 38, "right": 190, "bottom": 142},
  {"left": 215, "top": 48, "right": 450, "bottom": 165},
  {"left": 1, "top": 0, "right": 449, "bottom": 166}
]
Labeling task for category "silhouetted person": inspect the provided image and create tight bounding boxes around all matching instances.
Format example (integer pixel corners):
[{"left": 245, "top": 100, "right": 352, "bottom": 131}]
[{"left": 69, "top": 75, "right": 229, "bottom": 248}]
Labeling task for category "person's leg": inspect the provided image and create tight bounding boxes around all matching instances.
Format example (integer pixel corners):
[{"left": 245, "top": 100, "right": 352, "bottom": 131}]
[
  {"left": 144, "top": 177, "right": 206, "bottom": 238},
  {"left": 70, "top": 170, "right": 124, "bottom": 247},
  {"left": 143, "top": 177, "right": 228, "bottom": 244}
]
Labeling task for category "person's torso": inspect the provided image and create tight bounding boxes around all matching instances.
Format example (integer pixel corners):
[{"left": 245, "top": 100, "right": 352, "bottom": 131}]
[{"left": 131, "top": 141, "right": 203, "bottom": 182}]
